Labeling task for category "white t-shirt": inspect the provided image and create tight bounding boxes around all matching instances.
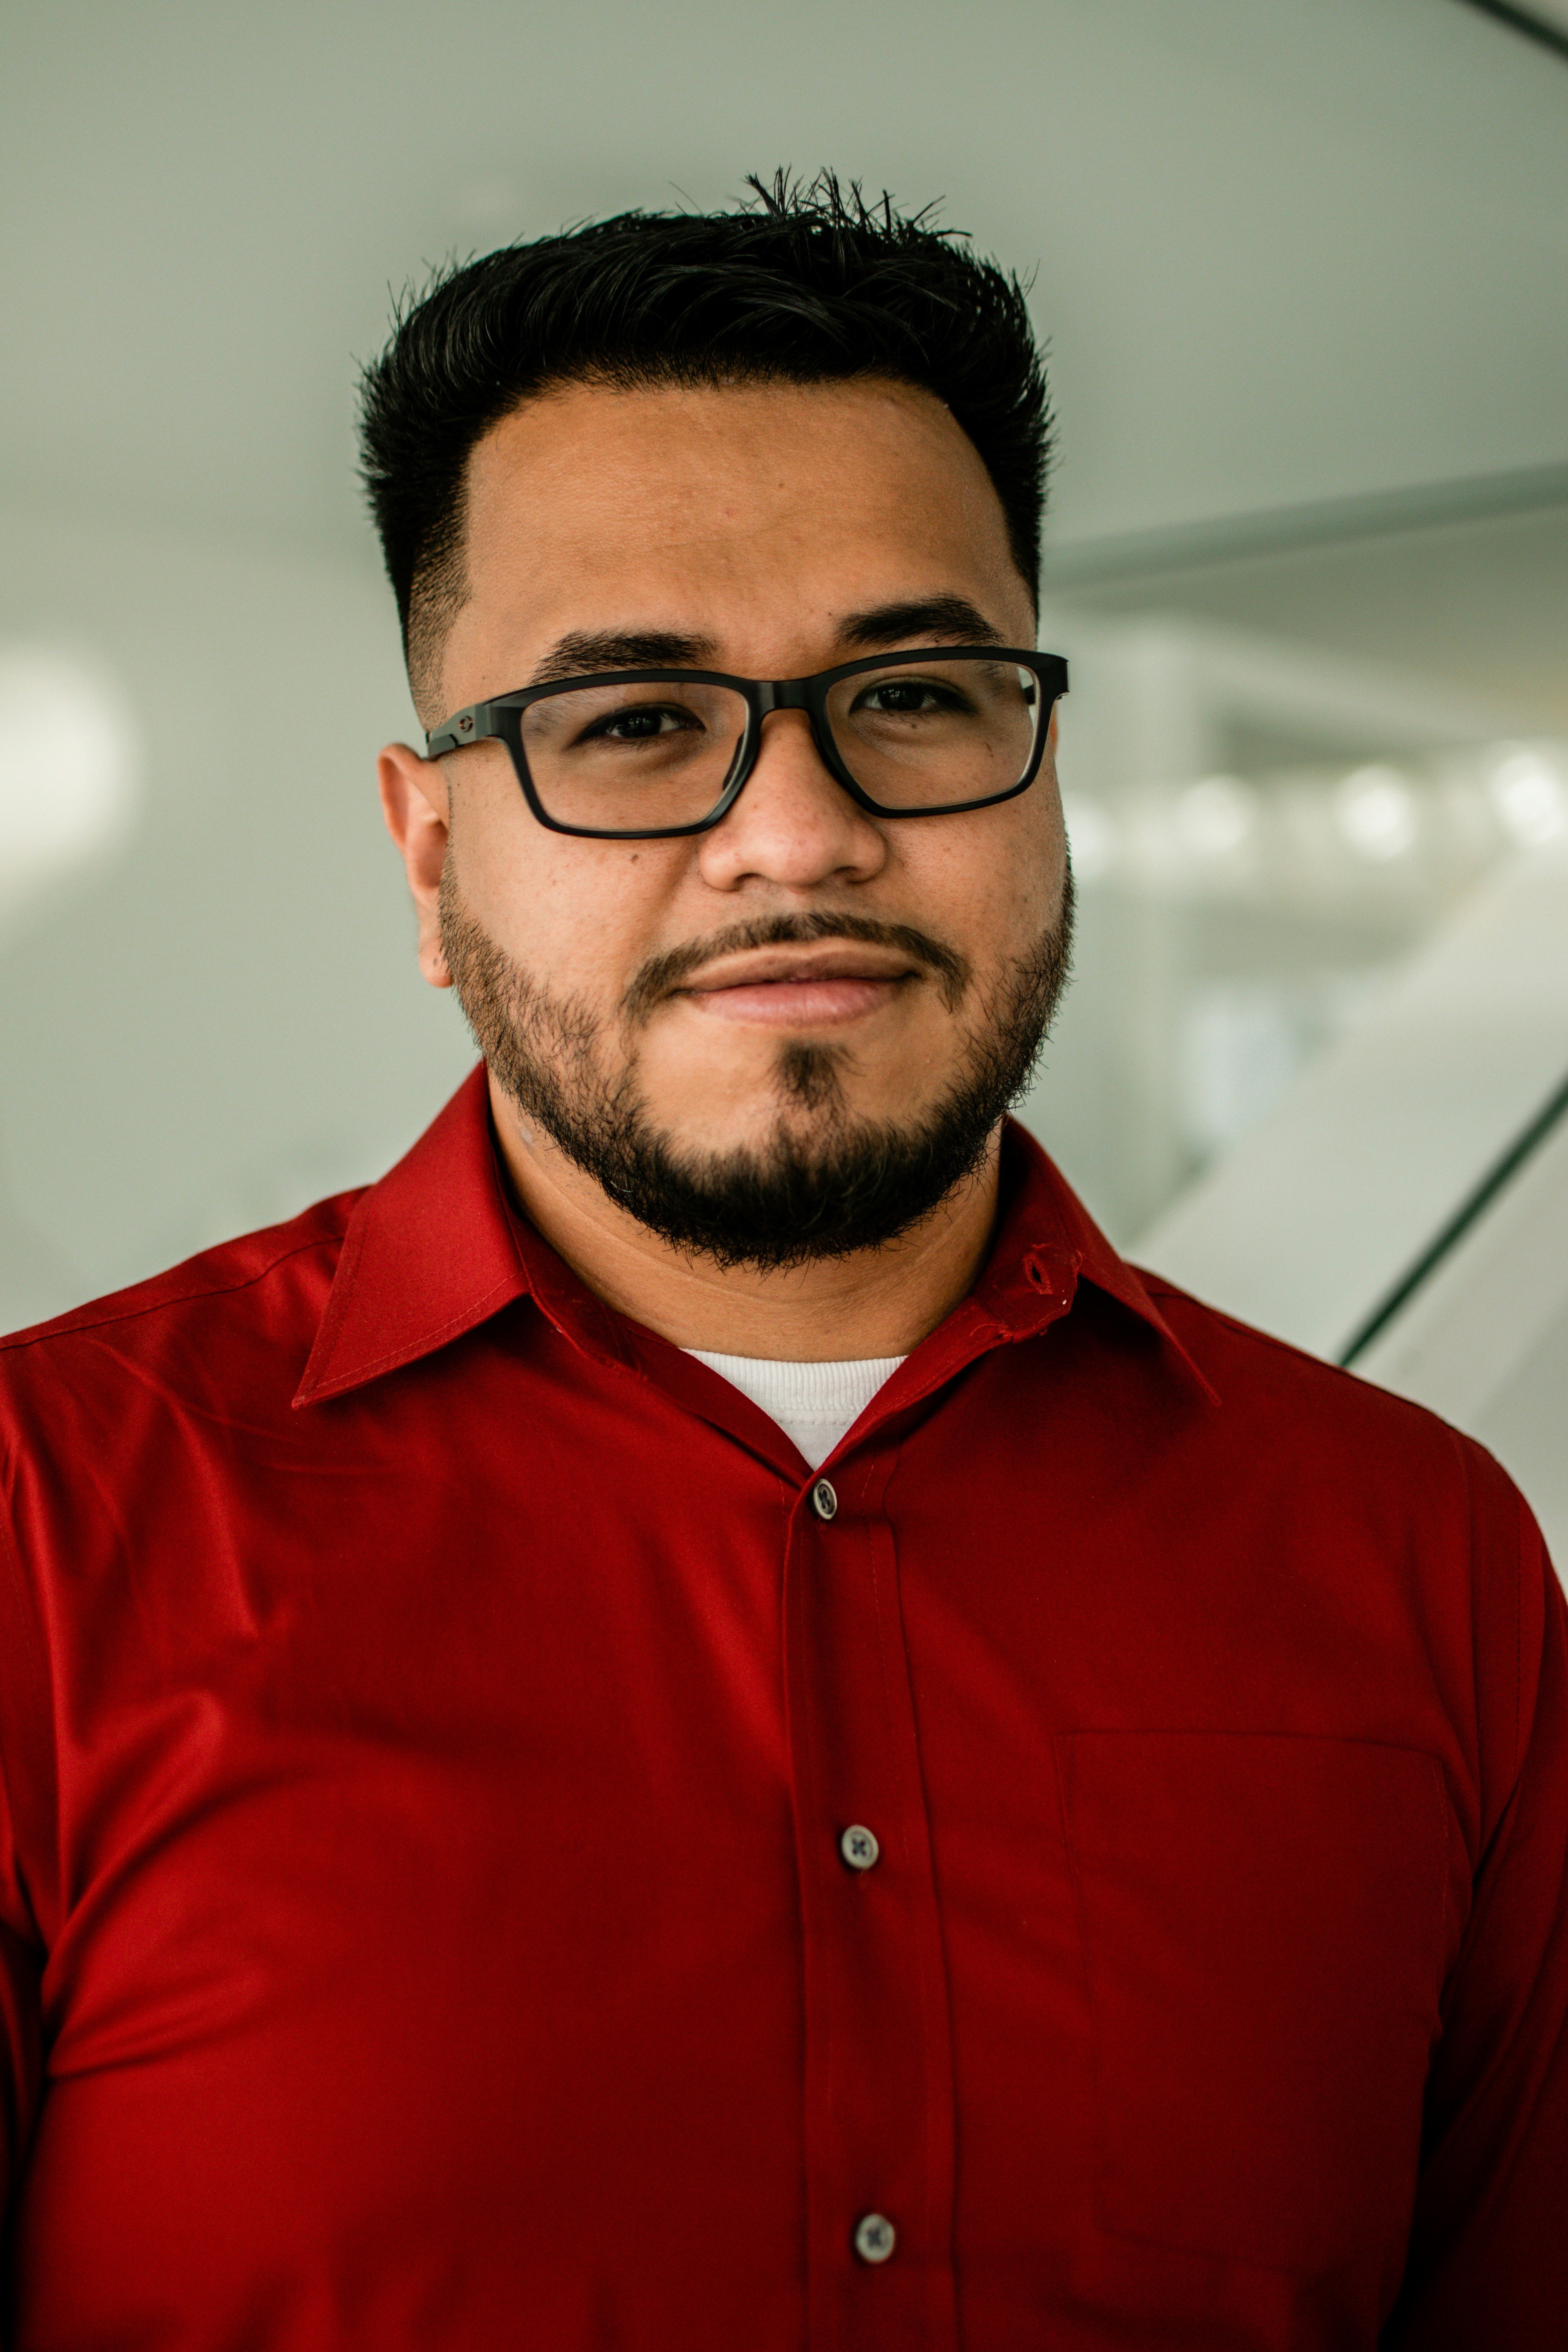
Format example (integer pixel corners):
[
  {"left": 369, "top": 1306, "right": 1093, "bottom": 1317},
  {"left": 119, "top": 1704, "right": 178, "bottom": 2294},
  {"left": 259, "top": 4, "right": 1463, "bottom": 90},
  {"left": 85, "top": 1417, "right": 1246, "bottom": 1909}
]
[{"left": 686, "top": 1350, "right": 907, "bottom": 1471}]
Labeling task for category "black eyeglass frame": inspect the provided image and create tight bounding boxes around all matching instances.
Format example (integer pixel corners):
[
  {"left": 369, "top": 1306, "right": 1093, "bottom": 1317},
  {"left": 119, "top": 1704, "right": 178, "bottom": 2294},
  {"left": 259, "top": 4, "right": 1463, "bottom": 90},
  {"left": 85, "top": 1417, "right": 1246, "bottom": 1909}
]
[{"left": 425, "top": 646, "right": 1069, "bottom": 841}]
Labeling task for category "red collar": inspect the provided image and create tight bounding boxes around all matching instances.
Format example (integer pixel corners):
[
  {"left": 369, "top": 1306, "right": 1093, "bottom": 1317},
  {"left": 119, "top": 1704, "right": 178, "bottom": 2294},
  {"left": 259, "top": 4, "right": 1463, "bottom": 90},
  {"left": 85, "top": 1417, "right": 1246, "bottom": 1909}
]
[{"left": 295, "top": 1064, "right": 1213, "bottom": 1408}]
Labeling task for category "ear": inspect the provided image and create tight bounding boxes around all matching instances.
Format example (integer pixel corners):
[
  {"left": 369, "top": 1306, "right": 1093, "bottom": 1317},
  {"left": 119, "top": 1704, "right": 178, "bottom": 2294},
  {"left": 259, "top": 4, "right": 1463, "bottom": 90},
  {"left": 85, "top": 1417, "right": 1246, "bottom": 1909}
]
[{"left": 378, "top": 742, "right": 453, "bottom": 990}]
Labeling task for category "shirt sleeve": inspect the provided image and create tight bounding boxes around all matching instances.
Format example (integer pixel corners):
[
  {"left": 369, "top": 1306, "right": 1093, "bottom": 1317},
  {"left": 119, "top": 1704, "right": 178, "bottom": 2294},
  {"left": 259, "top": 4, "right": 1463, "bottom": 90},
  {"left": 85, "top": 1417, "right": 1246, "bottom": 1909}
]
[
  {"left": 0, "top": 1506, "right": 49, "bottom": 2229},
  {"left": 1385, "top": 1463, "right": 1568, "bottom": 2347},
  {"left": 0, "top": 1846, "right": 44, "bottom": 2223}
]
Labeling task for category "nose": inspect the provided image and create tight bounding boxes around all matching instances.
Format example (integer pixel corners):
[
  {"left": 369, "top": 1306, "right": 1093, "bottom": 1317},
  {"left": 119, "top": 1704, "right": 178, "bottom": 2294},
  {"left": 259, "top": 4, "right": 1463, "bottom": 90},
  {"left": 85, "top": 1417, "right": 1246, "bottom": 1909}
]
[{"left": 695, "top": 708, "right": 888, "bottom": 893}]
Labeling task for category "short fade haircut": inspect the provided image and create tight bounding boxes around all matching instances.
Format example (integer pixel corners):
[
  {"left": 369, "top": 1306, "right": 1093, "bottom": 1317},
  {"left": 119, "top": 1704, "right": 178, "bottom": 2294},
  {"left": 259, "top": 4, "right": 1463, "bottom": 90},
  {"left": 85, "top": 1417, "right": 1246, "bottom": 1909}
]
[{"left": 358, "top": 171, "right": 1053, "bottom": 715}]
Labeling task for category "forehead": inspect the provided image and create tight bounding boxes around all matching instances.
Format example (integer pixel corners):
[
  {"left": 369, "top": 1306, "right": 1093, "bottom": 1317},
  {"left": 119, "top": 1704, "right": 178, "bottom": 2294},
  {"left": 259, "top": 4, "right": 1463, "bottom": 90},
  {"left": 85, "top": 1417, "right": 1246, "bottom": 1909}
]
[{"left": 457, "top": 377, "right": 1024, "bottom": 626}]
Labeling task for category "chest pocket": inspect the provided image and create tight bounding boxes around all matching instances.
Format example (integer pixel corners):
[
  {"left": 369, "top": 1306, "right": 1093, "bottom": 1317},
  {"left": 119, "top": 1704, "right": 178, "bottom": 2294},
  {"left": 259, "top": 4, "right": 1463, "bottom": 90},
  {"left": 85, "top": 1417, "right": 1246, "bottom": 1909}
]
[{"left": 1056, "top": 1731, "right": 1448, "bottom": 2275}]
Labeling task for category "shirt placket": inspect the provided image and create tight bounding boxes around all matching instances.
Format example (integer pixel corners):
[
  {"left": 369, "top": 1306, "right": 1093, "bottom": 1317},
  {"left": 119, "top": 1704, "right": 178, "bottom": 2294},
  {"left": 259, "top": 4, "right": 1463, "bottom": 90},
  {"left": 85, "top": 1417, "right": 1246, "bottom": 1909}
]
[{"left": 784, "top": 1445, "right": 960, "bottom": 2352}]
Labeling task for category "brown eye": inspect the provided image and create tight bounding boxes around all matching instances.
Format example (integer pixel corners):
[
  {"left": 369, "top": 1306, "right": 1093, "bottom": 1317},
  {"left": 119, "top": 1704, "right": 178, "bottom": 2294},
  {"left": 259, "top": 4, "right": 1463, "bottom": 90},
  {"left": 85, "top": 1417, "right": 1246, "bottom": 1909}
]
[
  {"left": 853, "top": 679, "right": 971, "bottom": 718},
  {"left": 580, "top": 704, "right": 704, "bottom": 744}
]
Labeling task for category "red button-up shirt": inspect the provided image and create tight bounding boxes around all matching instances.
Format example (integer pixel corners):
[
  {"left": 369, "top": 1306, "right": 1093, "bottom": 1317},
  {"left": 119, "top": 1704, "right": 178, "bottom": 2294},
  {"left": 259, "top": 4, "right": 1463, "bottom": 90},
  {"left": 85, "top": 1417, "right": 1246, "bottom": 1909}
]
[{"left": 0, "top": 1066, "right": 1563, "bottom": 2348}]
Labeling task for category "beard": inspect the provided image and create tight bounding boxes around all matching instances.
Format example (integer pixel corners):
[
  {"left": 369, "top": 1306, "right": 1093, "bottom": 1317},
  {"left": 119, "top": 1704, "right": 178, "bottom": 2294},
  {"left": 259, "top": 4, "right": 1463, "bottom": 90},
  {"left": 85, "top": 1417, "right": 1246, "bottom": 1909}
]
[{"left": 440, "top": 867, "right": 1075, "bottom": 1272}]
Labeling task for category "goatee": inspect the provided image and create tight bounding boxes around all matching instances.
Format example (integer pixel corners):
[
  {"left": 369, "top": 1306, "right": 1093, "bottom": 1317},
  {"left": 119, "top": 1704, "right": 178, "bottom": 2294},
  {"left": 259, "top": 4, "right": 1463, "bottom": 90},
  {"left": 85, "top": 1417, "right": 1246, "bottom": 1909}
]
[{"left": 440, "top": 872, "right": 1075, "bottom": 1272}]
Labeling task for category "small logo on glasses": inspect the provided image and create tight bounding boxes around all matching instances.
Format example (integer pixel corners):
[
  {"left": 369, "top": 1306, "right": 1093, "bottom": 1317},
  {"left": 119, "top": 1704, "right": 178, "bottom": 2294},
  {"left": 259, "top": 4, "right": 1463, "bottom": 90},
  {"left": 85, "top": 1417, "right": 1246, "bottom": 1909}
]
[{"left": 459, "top": 716, "right": 474, "bottom": 733}]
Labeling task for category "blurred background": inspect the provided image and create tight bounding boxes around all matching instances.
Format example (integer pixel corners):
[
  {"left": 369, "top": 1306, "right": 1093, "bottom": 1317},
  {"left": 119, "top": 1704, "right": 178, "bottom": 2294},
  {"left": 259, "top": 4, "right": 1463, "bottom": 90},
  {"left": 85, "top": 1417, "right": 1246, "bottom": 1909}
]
[{"left": 2, "top": 0, "right": 1565, "bottom": 1548}]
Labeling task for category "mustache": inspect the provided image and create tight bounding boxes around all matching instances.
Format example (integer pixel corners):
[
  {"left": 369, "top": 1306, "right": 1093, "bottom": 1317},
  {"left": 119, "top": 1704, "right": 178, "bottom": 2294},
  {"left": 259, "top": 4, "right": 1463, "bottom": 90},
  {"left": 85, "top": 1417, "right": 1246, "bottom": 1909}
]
[{"left": 621, "top": 912, "right": 971, "bottom": 1024}]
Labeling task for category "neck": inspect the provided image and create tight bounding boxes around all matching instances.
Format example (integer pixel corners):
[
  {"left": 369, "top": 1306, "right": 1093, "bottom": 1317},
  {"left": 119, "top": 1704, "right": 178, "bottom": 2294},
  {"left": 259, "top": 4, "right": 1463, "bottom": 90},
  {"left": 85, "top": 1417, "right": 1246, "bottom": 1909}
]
[{"left": 487, "top": 1070, "right": 1003, "bottom": 1359}]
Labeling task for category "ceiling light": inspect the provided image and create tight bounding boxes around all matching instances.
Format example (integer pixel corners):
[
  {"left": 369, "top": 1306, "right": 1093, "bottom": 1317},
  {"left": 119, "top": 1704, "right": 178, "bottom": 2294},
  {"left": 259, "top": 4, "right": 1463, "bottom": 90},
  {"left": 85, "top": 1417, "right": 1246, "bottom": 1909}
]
[
  {"left": 0, "top": 644, "right": 142, "bottom": 918},
  {"left": 1177, "top": 775, "right": 1257, "bottom": 859},
  {"left": 1487, "top": 745, "right": 1568, "bottom": 847},
  {"left": 1335, "top": 765, "right": 1418, "bottom": 861}
]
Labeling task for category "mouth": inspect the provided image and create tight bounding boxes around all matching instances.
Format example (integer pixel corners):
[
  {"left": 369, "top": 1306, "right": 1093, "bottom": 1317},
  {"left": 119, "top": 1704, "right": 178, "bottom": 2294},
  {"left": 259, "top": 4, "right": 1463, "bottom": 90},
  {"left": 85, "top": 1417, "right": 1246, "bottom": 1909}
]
[{"left": 675, "top": 946, "right": 922, "bottom": 1029}]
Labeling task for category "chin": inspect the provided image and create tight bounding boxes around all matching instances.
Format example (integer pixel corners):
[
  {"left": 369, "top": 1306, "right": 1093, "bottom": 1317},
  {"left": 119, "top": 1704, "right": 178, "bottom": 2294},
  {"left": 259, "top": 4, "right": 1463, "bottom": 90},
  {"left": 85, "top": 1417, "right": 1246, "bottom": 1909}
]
[{"left": 682, "top": 1036, "right": 934, "bottom": 1157}]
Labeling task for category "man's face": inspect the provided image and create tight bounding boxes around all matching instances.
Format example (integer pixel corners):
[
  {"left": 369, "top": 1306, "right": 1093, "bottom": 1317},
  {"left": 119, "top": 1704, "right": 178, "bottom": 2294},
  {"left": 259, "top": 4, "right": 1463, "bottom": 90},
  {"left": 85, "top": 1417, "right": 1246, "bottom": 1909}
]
[{"left": 415, "top": 375, "right": 1070, "bottom": 1263}]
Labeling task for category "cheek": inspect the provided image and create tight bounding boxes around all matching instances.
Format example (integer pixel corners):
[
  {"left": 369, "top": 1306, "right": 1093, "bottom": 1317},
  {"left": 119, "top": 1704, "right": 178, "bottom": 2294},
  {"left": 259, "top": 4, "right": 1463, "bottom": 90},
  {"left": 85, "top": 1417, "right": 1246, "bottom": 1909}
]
[
  {"left": 458, "top": 808, "right": 688, "bottom": 1005},
  {"left": 899, "top": 797, "right": 1064, "bottom": 967},
  {"left": 998, "top": 790, "right": 1069, "bottom": 940}
]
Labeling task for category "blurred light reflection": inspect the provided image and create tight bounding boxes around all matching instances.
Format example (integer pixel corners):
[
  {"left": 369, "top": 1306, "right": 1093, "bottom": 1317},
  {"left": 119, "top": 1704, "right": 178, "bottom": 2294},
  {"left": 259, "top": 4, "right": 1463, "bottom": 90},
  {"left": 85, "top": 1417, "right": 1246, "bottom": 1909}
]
[
  {"left": 0, "top": 645, "right": 142, "bottom": 920},
  {"left": 1488, "top": 745, "right": 1568, "bottom": 846},
  {"left": 1335, "top": 766, "right": 1419, "bottom": 861}
]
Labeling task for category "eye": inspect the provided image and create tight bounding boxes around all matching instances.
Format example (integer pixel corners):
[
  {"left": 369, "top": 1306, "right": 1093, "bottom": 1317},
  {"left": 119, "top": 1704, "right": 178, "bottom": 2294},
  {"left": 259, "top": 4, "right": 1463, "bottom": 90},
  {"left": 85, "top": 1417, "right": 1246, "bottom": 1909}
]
[
  {"left": 851, "top": 677, "right": 971, "bottom": 718},
  {"left": 580, "top": 702, "right": 704, "bottom": 744}
]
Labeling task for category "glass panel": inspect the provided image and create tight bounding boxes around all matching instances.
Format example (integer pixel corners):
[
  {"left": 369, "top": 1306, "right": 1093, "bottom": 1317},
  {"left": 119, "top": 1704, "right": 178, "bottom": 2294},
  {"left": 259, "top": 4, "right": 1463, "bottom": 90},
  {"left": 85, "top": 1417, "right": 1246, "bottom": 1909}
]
[
  {"left": 520, "top": 680, "right": 750, "bottom": 831},
  {"left": 825, "top": 656, "right": 1039, "bottom": 808}
]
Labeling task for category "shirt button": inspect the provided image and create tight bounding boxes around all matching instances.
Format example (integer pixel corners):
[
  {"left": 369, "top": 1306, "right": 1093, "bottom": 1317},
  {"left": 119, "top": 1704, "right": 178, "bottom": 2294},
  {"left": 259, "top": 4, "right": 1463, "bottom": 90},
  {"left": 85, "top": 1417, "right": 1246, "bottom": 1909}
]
[
  {"left": 854, "top": 2212, "right": 897, "bottom": 2264},
  {"left": 811, "top": 1478, "right": 838, "bottom": 1521},
  {"left": 840, "top": 1824, "right": 880, "bottom": 1871}
]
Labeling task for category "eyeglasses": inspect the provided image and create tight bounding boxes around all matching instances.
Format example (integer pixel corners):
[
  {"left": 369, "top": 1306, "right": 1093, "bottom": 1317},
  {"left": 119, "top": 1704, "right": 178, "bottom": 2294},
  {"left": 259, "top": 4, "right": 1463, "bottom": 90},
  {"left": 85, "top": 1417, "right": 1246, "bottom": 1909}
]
[{"left": 426, "top": 646, "right": 1068, "bottom": 840}]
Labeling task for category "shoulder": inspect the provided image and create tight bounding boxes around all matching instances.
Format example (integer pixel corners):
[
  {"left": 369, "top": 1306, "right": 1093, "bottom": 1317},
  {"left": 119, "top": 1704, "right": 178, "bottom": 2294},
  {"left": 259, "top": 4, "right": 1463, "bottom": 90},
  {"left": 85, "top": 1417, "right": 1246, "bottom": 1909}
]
[
  {"left": 0, "top": 1189, "right": 364, "bottom": 1426},
  {"left": 1137, "top": 1264, "right": 1541, "bottom": 1623},
  {"left": 1138, "top": 1263, "right": 1465, "bottom": 1451},
  {"left": 1136, "top": 1267, "right": 1552, "bottom": 1814}
]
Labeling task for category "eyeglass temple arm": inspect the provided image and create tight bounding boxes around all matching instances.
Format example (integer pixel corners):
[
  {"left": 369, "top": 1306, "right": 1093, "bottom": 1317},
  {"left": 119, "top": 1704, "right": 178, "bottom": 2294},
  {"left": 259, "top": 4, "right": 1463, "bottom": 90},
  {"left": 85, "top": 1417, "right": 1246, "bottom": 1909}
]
[{"left": 425, "top": 703, "right": 500, "bottom": 759}]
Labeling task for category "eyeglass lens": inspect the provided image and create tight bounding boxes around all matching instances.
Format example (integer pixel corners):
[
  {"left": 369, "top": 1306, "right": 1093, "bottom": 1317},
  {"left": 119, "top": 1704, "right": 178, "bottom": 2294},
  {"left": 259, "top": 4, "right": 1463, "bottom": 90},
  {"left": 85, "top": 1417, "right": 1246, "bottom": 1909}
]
[{"left": 516, "top": 657, "right": 1042, "bottom": 833}]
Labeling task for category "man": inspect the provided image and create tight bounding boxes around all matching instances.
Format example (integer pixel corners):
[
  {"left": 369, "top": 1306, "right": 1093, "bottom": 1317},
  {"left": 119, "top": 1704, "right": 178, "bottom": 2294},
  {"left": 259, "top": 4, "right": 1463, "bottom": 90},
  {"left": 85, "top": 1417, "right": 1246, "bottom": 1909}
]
[{"left": 0, "top": 177, "right": 1563, "bottom": 2350}]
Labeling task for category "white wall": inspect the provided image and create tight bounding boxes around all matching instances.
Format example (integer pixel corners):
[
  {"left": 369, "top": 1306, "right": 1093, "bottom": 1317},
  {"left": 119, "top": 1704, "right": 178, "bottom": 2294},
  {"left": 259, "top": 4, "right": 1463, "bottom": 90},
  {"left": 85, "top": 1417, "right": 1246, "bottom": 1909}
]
[{"left": 0, "top": 508, "right": 472, "bottom": 1327}]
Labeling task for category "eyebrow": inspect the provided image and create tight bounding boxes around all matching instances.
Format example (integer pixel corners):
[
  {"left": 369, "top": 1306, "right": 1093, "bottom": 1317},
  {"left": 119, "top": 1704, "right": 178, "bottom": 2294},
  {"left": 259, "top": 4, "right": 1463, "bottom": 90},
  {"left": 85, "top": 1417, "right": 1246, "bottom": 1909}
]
[
  {"left": 529, "top": 628, "right": 718, "bottom": 685},
  {"left": 835, "top": 595, "right": 1007, "bottom": 651},
  {"left": 525, "top": 594, "right": 1007, "bottom": 688}
]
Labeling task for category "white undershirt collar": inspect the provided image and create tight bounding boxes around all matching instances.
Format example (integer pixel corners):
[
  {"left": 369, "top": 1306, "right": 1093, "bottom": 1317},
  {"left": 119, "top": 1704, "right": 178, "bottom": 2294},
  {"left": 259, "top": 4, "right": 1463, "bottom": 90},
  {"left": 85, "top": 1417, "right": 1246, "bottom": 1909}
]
[{"left": 686, "top": 1349, "right": 907, "bottom": 1470}]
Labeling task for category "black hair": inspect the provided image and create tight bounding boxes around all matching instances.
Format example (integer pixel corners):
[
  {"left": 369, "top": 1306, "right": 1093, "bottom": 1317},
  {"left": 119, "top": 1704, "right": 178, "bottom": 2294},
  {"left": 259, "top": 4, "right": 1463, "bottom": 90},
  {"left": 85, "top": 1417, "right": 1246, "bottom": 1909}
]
[{"left": 358, "top": 172, "right": 1053, "bottom": 709}]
